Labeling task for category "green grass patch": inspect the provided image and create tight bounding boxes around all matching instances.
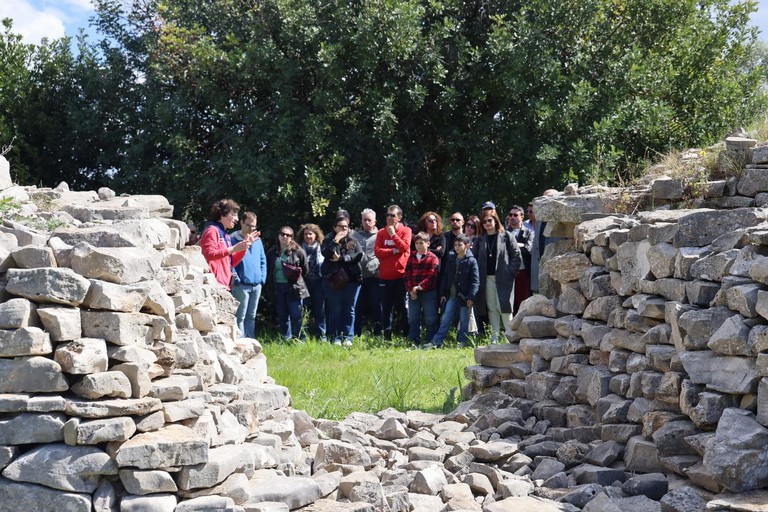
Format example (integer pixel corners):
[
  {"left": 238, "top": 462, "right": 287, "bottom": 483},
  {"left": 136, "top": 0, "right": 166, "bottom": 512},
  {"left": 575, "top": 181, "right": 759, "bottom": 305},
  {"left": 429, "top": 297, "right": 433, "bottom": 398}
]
[{"left": 262, "top": 335, "right": 475, "bottom": 420}]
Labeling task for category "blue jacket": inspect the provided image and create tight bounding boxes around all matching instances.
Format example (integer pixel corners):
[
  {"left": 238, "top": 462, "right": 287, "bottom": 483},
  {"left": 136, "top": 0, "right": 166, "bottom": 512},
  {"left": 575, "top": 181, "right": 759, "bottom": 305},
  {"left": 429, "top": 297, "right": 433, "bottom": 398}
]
[
  {"left": 439, "top": 249, "right": 480, "bottom": 302},
  {"left": 231, "top": 231, "right": 267, "bottom": 286}
]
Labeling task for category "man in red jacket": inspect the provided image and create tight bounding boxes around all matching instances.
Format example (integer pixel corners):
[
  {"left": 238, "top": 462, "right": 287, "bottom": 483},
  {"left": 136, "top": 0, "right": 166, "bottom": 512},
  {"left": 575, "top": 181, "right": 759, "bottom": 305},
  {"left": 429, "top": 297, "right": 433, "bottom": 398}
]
[{"left": 375, "top": 205, "right": 412, "bottom": 339}]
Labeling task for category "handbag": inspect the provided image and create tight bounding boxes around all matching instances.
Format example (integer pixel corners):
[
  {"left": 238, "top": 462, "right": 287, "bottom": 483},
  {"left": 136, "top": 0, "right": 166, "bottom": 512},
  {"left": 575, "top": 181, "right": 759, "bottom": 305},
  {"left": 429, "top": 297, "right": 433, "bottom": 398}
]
[
  {"left": 282, "top": 261, "right": 303, "bottom": 284},
  {"left": 328, "top": 266, "right": 350, "bottom": 290}
]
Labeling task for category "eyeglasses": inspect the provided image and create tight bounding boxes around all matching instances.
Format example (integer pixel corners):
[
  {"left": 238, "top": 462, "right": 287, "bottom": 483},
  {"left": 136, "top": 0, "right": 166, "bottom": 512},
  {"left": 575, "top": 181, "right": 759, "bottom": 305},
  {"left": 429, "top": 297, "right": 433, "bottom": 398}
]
[
  {"left": 449, "top": 218, "right": 462, "bottom": 222},
  {"left": 466, "top": 224, "right": 476, "bottom": 230},
  {"left": 427, "top": 218, "right": 437, "bottom": 223},
  {"left": 508, "top": 213, "right": 521, "bottom": 217},
  {"left": 386, "top": 213, "right": 397, "bottom": 218},
  {"left": 483, "top": 219, "right": 495, "bottom": 224},
  {"left": 336, "top": 224, "right": 349, "bottom": 228},
  {"left": 280, "top": 232, "right": 293, "bottom": 237}
]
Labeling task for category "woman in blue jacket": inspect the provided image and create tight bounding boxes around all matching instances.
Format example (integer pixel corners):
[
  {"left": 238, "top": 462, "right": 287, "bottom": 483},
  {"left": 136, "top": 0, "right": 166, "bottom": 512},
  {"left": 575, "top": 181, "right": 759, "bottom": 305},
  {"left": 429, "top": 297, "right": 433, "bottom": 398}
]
[{"left": 231, "top": 212, "right": 267, "bottom": 339}]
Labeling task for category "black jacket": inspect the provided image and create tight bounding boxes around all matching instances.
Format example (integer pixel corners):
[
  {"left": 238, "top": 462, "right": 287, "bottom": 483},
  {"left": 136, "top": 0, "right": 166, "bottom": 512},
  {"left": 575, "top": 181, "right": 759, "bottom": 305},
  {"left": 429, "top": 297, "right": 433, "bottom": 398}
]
[
  {"left": 439, "top": 249, "right": 480, "bottom": 302},
  {"left": 320, "top": 235, "right": 363, "bottom": 283}
]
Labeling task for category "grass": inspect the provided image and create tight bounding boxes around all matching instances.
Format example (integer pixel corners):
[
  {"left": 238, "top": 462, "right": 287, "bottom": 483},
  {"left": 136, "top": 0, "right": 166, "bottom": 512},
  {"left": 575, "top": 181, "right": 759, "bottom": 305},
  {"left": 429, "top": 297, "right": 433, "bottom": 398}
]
[{"left": 262, "top": 334, "right": 476, "bottom": 420}]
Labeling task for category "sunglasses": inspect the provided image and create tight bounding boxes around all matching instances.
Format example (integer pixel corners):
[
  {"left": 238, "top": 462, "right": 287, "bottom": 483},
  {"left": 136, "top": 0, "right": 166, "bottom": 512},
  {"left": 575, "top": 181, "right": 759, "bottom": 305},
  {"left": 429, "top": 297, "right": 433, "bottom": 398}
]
[
  {"left": 386, "top": 213, "right": 398, "bottom": 218},
  {"left": 427, "top": 218, "right": 437, "bottom": 223},
  {"left": 483, "top": 219, "right": 495, "bottom": 224},
  {"left": 449, "top": 218, "right": 462, "bottom": 222},
  {"left": 466, "top": 224, "right": 476, "bottom": 229},
  {"left": 280, "top": 232, "right": 293, "bottom": 237}
]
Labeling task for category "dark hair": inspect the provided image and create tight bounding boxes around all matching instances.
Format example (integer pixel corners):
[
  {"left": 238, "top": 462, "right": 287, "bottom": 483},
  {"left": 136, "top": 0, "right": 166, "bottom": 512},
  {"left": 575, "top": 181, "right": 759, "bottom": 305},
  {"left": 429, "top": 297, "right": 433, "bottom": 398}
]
[
  {"left": 209, "top": 199, "right": 240, "bottom": 221},
  {"left": 335, "top": 209, "right": 350, "bottom": 222},
  {"left": 481, "top": 210, "right": 503, "bottom": 232},
  {"left": 242, "top": 211, "right": 257, "bottom": 223},
  {"left": 465, "top": 215, "right": 481, "bottom": 235},
  {"left": 454, "top": 234, "right": 470, "bottom": 245},
  {"left": 387, "top": 205, "right": 403, "bottom": 218},
  {"left": 414, "top": 231, "right": 430, "bottom": 243},
  {"left": 417, "top": 211, "right": 443, "bottom": 234},
  {"left": 508, "top": 205, "right": 523, "bottom": 216}
]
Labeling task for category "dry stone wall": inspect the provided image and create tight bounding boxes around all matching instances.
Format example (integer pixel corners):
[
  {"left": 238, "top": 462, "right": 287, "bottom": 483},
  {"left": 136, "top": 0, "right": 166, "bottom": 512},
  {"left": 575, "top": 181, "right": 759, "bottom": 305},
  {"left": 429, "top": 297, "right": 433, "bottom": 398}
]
[
  {"left": 0, "top": 163, "right": 296, "bottom": 511},
  {"left": 466, "top": 136, "right": 768, "bottom": 498}
]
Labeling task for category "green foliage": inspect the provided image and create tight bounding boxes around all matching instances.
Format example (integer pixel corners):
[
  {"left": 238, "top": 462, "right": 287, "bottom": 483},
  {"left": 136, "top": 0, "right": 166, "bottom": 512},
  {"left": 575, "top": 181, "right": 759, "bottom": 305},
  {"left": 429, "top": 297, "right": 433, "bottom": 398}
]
[
  {"left": 264, "top": 335, "right": 473, "bottom": 419},
  {"left": 1, "top": 0, "right": 767, "bottom": 234}
]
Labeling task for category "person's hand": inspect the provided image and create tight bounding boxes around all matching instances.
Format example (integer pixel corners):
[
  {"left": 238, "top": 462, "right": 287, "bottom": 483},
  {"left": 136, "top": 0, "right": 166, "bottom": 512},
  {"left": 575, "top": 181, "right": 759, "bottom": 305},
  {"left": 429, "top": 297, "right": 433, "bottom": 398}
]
[
  {"left": 467, "top": 299, "right": 474, "bottom": 307},
  {"left": 233, "top": 240, "right": 249, "bottom": 253},
  {"left": 331, "top": 251, "right": 340, "bottom": 261},
  {"left": 436, "top": 246, "right": 442, "bottom": 252},
  {"left": 410, "top": 291, "right": 418, "bottom": 300},
  {"left": 387, "top": 225, "right": 396, "bottom": 237}
]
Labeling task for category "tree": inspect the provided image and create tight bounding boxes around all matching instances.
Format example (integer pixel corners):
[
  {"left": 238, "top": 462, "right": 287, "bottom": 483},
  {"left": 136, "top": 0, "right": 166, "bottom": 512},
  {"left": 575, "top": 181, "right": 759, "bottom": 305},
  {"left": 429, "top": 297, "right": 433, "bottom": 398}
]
[{"left": 5, "top": 0, "right": 766, "bottom": 233}]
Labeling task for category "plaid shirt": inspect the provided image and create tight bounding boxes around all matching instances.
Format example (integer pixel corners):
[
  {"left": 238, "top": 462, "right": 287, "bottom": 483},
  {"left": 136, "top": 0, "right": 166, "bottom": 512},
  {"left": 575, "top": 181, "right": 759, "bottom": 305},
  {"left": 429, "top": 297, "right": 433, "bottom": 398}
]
[{"left": 405, "top": 251, "right": 439, "bottom": 292}]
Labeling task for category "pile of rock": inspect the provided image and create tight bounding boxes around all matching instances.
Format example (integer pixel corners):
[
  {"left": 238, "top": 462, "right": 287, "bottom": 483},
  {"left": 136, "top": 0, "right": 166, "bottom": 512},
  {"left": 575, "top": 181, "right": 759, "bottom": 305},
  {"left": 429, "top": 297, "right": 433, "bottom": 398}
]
[{"left": 462, "top": 138, "right": 768, "bottom": 508}]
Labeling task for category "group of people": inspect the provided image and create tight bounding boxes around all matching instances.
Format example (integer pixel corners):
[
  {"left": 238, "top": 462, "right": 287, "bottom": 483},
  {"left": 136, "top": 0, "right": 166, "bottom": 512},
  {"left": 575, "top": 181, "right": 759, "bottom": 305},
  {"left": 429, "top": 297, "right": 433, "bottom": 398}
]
[{"left": 197, "top": 195, "right": 554, "bottom": 347}]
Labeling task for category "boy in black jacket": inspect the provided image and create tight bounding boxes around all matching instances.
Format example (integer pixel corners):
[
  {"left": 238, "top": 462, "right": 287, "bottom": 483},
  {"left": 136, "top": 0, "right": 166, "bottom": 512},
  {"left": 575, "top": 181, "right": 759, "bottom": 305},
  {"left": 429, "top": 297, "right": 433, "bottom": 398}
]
[{"left": 427, "top": 234, "right": 480, "bottom": 348}]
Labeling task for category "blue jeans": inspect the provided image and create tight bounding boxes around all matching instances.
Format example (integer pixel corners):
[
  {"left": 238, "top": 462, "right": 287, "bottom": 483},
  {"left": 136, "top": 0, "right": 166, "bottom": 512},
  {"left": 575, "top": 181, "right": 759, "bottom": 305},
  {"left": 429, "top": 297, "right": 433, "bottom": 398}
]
[
  {"left": 407, "top": 289, "right": 438, "bottom": 344},
  {"left": 355, "top": 277, "right": 383, "bottom": 336},
  {"left": 380, "top": 278, "right": 408, "bottom": 338},
  {"left": 274, "top": 282, "right": 304, "bottom": 340},
  {"left": 432, "top": 296, "right": 470, "bottom": 346},
  {"left": 232, "top": 283, "right": 262, "bottom": 339},
  {"left": 303, "top": 278, "right": 326, "bottom": 339},
  {"left": 323, "top": 281, "right": 361, "bottom": 342}
]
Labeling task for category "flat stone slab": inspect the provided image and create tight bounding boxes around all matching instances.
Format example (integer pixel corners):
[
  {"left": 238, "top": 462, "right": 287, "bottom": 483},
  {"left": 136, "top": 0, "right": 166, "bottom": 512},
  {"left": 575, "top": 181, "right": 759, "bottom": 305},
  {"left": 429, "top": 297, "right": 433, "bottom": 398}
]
[
  {"left": 0, "top": 412, "right": 66, "bottom": 444},
  {"left": 5, "top": 267, "right": 90, "bottom": 306},
  {"left": 64, "top": 397, "right": 162, "bottom": 418},
  {"left": 111, "top": 424, "right": 208, "bottom": 469},
  {"left": 2, "top": 443, "right": 117, "bottom": 493},
  {"left": 0, "top": 357, "right": 68, "bottom": 393},
  {"left": 0, "top": 476, "right": 91, "bottom": 512},
  {"left": 247, "top": 476, "right": 323, "bottom": 510}
]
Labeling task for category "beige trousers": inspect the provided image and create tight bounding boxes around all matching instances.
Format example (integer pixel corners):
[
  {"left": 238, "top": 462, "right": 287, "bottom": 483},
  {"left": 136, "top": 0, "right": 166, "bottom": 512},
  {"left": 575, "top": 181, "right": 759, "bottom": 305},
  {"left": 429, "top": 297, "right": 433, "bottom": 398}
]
[{"left": 485, "top": 275, "right": 512, "bottom": 342}]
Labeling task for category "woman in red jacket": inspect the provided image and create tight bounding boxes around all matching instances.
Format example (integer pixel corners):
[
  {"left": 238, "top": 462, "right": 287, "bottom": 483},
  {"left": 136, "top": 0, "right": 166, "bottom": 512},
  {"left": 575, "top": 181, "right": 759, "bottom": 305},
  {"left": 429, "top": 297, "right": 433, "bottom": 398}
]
[{"left": 200, "top": 199, "right": 254, "bottom": 290}]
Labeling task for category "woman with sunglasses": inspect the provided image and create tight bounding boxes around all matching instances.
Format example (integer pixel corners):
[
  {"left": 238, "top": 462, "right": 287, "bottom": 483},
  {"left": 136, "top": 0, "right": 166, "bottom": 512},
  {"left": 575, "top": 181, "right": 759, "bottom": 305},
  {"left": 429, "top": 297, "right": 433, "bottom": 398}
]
[
  {"left": 463, "top": 215, "right": 482, "bottom": 247},
  {"left": 473, "top": 210, "right": 522, "bottom": 343},
  {"left": 266, "top": 226, "right": 309, "bottom": 340},
  {"left": 414, "top": 211, "right": 446, "bottom": 261},
  {"left": 321, "top": 215, "right": 363, "bottom": 346}
]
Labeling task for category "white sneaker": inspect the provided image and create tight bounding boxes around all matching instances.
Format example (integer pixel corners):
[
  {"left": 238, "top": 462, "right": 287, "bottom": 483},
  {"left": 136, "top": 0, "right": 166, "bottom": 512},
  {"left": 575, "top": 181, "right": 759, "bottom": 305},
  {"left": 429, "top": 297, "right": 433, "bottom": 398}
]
[
  {"left": 420, "top": 343, "right": 436, "bottom": 350},
  {"left": 332, "top": 340, "right": 342, "bottom": 346},
  {"left": 342, "top": 340, "right": 353, "bottom": 347}
]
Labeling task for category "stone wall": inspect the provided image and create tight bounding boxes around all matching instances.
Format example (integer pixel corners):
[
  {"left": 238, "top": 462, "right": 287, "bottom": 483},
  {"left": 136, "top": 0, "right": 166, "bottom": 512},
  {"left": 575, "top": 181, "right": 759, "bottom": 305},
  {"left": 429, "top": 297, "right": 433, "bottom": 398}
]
[
  {"left": 466, "top": 136, "right": 768, "bottom": 495},
  {"left": 0, "top": 159, "right": 298, "bottom": 511}
]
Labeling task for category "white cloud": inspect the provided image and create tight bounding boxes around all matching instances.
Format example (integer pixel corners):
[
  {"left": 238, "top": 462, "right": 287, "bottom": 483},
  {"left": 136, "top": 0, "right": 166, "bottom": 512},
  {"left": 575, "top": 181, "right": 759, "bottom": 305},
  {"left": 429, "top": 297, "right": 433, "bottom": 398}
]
[{"left": 0, "top": 1, "right": 67, "bottom": 44}]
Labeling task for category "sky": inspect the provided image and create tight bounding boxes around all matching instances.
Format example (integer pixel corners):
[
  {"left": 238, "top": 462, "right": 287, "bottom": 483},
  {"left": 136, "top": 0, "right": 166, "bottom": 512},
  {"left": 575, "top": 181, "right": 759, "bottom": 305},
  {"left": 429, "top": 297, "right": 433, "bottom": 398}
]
[{"left": 1, "top": 0, "right": 768, "bottom": 46}]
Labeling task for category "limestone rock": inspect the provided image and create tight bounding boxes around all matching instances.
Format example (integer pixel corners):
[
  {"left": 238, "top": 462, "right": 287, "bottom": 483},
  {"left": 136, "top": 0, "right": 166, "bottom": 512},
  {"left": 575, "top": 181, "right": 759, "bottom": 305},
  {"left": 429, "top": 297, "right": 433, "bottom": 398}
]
[
  {"left": 0, "top": 298, "right": 38, "bottom": 329},
  {"left": 6, "top": 267, "right": 90, "bottom": 306},
  {"left": 71, "top": 371, "right": 132, "bottom": 399},
  {"left": 2, "top": 443, "right": 117, "bottom": 492},
  {"left": 70, "top": 242, "right": 161, "bottom": 284},
  {"left": 112, "top": 424, "right": 208, "bottom": 469},
  {"left": 0, "top": 327, "right": 52, "bottom": 357},
  {"left": 0, "top": 356, "right": 68, "bottom": 393},
  {"left": 674, "top": 208, "right": 765, "bottom": 247},
  {"left": 0, "top": 476, "right": 92, "bottom": 512}
]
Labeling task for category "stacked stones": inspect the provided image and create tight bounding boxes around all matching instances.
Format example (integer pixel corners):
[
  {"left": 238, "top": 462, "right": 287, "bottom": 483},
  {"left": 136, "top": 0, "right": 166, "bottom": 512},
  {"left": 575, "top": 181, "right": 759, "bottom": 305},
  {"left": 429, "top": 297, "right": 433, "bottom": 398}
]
[
  {"left": 0, "top": 158, "right": 295, "bottom": 512},
  {"left": 465, "top": 138, "right": 768, "bottom": 507}
]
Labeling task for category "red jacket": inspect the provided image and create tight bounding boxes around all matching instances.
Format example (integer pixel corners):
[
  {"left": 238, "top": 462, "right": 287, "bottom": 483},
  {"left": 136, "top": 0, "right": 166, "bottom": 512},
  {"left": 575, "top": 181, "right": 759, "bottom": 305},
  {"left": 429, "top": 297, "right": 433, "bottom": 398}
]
[
  {"left": 200, "top": 224, "right": 245, "bottom": 289},
  {"left": 405, "top": 251, "right": 439, "bottom": 292},
  {"left": 374, "top": 224, "right": 412, "bottom": 280}
]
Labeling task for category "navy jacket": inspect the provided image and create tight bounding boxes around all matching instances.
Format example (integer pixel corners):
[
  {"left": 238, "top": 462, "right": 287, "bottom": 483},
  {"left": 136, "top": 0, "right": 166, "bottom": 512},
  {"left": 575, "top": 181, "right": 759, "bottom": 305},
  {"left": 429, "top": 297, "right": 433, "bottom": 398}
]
[{"left": 439, "top": 249, "right": 480, "bottom": 302}]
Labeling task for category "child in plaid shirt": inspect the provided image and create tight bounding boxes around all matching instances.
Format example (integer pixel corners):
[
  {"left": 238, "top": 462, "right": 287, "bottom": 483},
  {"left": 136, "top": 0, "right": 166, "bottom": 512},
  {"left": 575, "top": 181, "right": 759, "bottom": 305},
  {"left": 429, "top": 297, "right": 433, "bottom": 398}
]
[{"left": 405, "top": 232, "right": 440, "bottom": 345}]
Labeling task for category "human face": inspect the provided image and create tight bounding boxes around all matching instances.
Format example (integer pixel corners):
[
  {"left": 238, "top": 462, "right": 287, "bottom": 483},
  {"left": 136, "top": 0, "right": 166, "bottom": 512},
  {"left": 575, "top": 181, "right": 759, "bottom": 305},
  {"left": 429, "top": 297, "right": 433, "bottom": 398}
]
[
  {"left": 335, "top": 220, "right": 350, "bottom": 237},
  {"left": 279, "top": 229, "right": 293, "bottom": 248},
  {"left": 221, "top": 211, "right": 238, "bottom": 230},
  {"left": 415, "top": 239, "right": 429, "bottom": 254},
  {"left": 483, "top": 216, "right": 496, "bottom": 233},
  {"left": 464, "top": 222, "right": 476, "bottom": 236},
  {"left": 386, "top": 209, "right": 401, "bottom": 227},
  {"left": 425, "top": 215, "right": 438, "bottom": 233},
  {"left": 361, "top": 214, "right": 376, "bottom": 232},
  {"left": 527, "top": 206, "right": 536, "bottom": 222},
  {"left": 303, "top": 230, "right": 316, "bottom": 245},
  {"left": 507, "top": 210, "right": 522, "bottom": 229},
  {"left": 454, "top": 240, "right": 468, "bottom": 257},
  {"left": 449, "top": 215, "right": 464, "bottom": 232}
]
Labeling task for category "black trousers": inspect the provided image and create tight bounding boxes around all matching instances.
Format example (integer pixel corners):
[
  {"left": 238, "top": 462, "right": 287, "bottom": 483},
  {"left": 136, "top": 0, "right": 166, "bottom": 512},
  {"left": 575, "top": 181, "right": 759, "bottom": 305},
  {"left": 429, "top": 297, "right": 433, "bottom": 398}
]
[{"left": 380, "top": 277, "right": 408, "bottom": 338}]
